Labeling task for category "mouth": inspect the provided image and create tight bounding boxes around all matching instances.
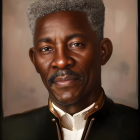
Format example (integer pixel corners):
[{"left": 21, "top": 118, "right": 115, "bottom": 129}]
[{"left": 53, "top": 75, "right": 79, "bottom": 87}]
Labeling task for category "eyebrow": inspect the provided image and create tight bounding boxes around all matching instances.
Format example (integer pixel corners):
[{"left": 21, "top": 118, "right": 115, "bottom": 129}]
[
  {"left": 37, "top": 38, "right": 52, "bottom": 45},
  {"left": 66, "top": 33, "right": 87, "bottom": 40},
  {"left": 36, "top": 33, "right": 87, "bottom": 45}
]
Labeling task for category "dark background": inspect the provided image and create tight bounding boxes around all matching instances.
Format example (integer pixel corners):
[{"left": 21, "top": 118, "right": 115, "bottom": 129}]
[{"left": 138, "top": 0, "right": 140, "bottom": 114}]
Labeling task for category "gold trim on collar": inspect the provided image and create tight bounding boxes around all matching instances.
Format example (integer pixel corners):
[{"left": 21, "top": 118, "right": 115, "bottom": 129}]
[
  {"left": 84, "top": 90, "right": 105, "bottom": 120},
  {"left": 48, "top": 98, "right": 61, "bottom": 120}
]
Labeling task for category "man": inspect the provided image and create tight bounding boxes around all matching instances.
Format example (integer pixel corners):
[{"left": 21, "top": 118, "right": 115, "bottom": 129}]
[{"left": 2, "top": 0, "right": 139, "bottom": 140}]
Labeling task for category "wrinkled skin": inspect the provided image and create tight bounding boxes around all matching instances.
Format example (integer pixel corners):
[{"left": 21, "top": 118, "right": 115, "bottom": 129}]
[{"left": 29, "top": 11, "right": 113, "bottom": 115}]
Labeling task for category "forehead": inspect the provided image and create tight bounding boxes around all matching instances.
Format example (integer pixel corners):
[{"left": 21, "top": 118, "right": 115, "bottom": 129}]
[{"left": 34, "top": 11, "right": 96, "bottom": 43}]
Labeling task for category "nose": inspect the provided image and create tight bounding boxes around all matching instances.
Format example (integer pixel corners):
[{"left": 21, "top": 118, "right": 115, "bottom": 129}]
[{"left": 51, "top": 49, "right": 75, "bottom": 70}]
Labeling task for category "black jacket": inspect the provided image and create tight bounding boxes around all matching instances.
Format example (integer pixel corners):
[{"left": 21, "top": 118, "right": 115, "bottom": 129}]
[{"left": 2, "top": 96, "right": 140, "bottom": 140}]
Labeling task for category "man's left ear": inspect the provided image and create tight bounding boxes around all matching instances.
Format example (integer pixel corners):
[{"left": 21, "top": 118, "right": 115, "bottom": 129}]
[{"left": 100, "top": 38, "right": 113, "bottom": 65}]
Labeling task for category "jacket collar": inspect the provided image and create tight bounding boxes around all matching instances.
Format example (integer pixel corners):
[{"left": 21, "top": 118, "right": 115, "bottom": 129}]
[
  {"left": 84, "top": 89, "right": 105, "bottom": 119},
  {"left": 48, "top": 88, "right": 106, "bottom": 120}
]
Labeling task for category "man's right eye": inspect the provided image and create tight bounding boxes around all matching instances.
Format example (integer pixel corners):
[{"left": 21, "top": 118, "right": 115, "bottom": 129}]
[{"left": 41, "top": 47, "right": 52, "bottom": 52}]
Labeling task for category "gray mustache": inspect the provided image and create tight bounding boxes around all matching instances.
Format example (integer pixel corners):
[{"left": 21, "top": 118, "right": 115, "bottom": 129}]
[{"left": 48, "top": 70, "right": 84, "bottom": 87}]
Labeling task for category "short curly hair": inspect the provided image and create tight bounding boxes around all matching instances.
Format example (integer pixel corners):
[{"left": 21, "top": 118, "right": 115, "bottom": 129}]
[{"left": 26, "top": 0, "right": 105, "bottom": 42}]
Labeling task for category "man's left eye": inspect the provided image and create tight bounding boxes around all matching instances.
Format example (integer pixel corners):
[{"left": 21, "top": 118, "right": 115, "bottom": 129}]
[{"left": 71, "top": 43, "right": 83, "bottom": 47}]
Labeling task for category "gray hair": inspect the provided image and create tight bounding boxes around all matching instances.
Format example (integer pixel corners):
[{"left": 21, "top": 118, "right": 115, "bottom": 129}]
[{"left": 26, "top": 0, "right": 105, "bottom": 42}]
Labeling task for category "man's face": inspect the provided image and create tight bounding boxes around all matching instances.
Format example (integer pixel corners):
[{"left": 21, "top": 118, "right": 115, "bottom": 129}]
[{"left": 31, "top": 11, "right": 102, "bottom": 106}]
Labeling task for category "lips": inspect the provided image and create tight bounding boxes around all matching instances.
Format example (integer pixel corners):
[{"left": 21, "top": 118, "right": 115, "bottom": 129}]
[{"left": 53, "top": 75, "right": 78, "bottom": 87}]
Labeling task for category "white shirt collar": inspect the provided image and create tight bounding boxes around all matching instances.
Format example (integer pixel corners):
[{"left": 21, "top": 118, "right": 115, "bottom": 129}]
[{"left": 52, "top": 102, "right": 95, "bottom": 131}]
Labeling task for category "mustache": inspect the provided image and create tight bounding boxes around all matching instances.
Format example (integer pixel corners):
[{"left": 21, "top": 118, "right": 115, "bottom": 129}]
[{"left": 48, "top": 70, "right": 84, "bottom": 87}]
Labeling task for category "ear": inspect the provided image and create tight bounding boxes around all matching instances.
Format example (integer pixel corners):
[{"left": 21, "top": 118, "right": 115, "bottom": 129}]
[
  {"left": 100, "top": 38, "right": 113, "bottom": 65},
  {"left": 29, "top": 47, "right": 35, "bottom": 65}
]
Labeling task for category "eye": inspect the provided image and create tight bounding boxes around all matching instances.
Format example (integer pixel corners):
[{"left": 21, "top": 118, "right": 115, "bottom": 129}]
[
  {"left": 41, "top": 47, "right": 53, "bottom": 52},
  {"left": 71, "top": 43, "right": 83, "bottom": 47}
]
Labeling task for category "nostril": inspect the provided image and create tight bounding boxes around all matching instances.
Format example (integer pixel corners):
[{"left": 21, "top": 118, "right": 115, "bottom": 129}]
[
  {"left": 52, "top": 65, "right": 58, "bottom": 69},
  {"left": 52, "top": 64, "right": 71, "bottom": 69},
  {"left": 65, "top": 64, "right": 71, "bottom": 68}
]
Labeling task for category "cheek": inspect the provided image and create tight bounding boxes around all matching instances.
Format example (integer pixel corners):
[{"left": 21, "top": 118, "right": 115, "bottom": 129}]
[
  {"left": 34, "top": 53, "right": 51, "bottom": 78},
  {"left": 78, "top": 47, "right": 100, "bottom": 71},
  {"left": 82, "top": 49, "right": 101, "bottom": 90},
  {"left": 75, "top": 47, "right": 101, "bottom": 86},
  {"left": 87, "top": 51, "right": 101, "bottom": 77}
]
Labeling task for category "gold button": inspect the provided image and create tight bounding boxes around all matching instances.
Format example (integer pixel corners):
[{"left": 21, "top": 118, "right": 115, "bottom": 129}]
[
  {"left": 52, "top": 118, "right": 56, "bottom": 122},
  {"left": 95, "top": 105, "right": 98, "bottom": 109}
]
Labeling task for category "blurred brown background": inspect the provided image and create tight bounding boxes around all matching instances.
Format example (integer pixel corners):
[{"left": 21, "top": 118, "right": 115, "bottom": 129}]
[{"left": 2, "top": 0, "right": 138, "bottom": 117}]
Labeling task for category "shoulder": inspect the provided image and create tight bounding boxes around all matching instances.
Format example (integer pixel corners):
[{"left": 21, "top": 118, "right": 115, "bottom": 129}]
[
  {"left": 108, "top": 101, "right": 139, "bottom": 121},
  {"left": 102, "top": 96, "right": 139, "bottom": 119},
  {"left": 3, "top": 105, "right": 49, "bottom": 125},
  {"left": 103, "top": 98, "right": 139, "bottom": 137},
  {"left": 89, "top": 97, "right": 140, "bottom": 139},
  {"left": 2, "top": 106, "right": 52, "bottom": 140}
]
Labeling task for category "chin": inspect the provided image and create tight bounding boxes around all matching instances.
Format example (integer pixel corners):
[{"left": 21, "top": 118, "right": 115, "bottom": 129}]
[{"left": 52, "top": 90, "right": 83, "bottom": 105}]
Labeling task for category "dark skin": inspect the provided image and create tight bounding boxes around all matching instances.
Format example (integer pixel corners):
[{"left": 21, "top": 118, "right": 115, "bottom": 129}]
[{"left": 29, "top": 11, "right": 113, "bottom": 115}]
